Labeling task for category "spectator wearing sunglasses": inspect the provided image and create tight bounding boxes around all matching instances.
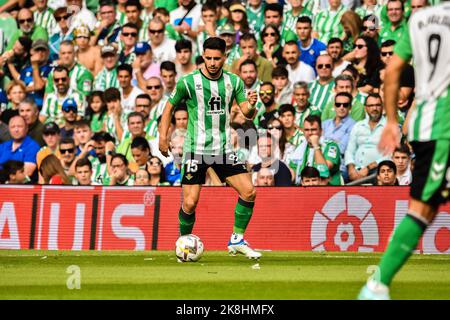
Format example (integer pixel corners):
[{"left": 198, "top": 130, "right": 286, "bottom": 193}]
[
  {"left": 322, "top": 92, "right": 356, "bottom": 180},
  {"left": 57, "top": 138, "right": 75, "bottom": 176},
  {"left": 344, "top": 36, "right": 382, "bottom": 93},
  {"left": 321, "top": 74, "right": 366, "bottom": 122},
  {"left": 40, "top": 66, "right": 86, "bottom": 126},
  {"left": 379, "top": 39, "right": 415, "bottom": 112},
  {"left": 308, "top": 54, "right": 335, "bottom": 114},
  {"left": 48, "top": 7, "right": 73, "bottom": 61},
  {"left": 118, "top": 23, "right": 140, "bottom": 65},
  {"left": 146, "top": 76, "right": 167, "bottom": 122},
  {"left": 255, "top": 82, "right": 278, "bottom": 129},
  {"left": 361, "top": 15, "right": 380, "bottom": 45},
  {"left": 59, "top": 97, "right": 78, "bottom": 139},
  {"left": 6, "top": 8, "right": 48, "bottom": 51},
  {"left": 148, "top": 17, "right": 177, "bottom": 65}
]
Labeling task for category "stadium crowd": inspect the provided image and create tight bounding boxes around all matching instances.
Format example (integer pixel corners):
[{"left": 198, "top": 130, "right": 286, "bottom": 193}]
[{"left": 0, "top": 0, "right": 424, "bottom": 187}]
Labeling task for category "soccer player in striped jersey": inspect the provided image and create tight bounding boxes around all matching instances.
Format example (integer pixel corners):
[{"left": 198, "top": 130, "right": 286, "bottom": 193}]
[
  {"left": 359, "top": 1, "right": 450, "bottom": 300},
  {"left": 159, "top": 37, "right": 261, "bottom": 260}
]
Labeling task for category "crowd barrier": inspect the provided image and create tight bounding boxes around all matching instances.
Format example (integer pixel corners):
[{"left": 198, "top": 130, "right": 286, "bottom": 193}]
[{"left": 0, "top": 186, "right": 449, "bottom": 254}]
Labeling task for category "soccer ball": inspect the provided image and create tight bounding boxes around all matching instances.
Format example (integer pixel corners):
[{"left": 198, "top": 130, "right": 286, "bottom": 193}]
[{"left": 175, "top": 234, "right": 204, "bottom": 262}]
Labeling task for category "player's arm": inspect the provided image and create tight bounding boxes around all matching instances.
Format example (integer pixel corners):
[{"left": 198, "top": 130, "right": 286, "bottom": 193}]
[
  {"left": 159, "top": 99, "right": 175, "bottom": 157},
  {"left": 379, "top": 27, "right": 412, "bottom": 155}
]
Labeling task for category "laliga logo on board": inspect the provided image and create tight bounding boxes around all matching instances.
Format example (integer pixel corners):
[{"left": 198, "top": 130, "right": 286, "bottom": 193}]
[{"left": 311, "top": 191, "right": 379, "bottom": 252}]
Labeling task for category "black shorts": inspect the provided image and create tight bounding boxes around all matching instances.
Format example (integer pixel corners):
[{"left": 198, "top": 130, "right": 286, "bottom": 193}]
[
  {"left": 410, "top": 140, "right": 450, "bottom": 207},
  {"left": 181, "top": 152, "right": 248, "bottom": 185}
]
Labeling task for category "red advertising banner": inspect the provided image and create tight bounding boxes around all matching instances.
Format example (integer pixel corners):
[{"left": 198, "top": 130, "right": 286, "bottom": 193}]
[{"left": 0, "top": 186, "right": 449, "bottom": 254}]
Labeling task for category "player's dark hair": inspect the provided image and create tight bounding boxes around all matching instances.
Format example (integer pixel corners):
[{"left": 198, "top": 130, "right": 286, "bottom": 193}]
[
  {"left": 104, "top": 87, "right": 121, "bottom": 102},
  {"left": 278, "top": 104, "right": 296, "bottom": 116},
  {"left": 301, "top": 166, "right": 320, "bottom": 179},
  {"left": 160, "top": 61, "right": 176, "bottom": 73},
  {"left": 117, "top": 63, "right": 133, "bottom": 75},
  {"left": 297, "top": 15, "right": 312, "bottom": 25},
  {"left": 203, "top": 37, "right": 226, "bottom": 53},
  {"left": 239, "top": 59, "right": 257, "bottom": 71},
  {"left": 175, "top": 39, "right": 192, "bottom": 53},
  {"left": 304, "top": 115, "right": 322, "bottom": 129},
  {"left": 264, "top": 3, "right": 283, "bottom": 16},
  {"left": 131, "top": 136, "right": 150, "bottom": 151}
]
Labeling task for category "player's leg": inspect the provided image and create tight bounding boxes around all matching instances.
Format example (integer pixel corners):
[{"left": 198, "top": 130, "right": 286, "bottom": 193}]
[
  {"left": 225, "top": 171, "right": 261, "bottom": 259},
  {"left": 359, "top": 140, "right": 450, "bottom": 299},
  {"left": 179, "top": 153, "right": 208, "bottom": 235},
  {"left": 226, "top": 172, "right": 257, "bottom": 235},
  {"left": 179, "top": 184, "right": 202, "bottom": 235}
]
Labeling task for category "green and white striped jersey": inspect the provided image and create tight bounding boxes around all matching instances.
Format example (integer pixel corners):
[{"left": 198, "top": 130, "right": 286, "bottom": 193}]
[
  {"left": 105, "top": 111, "right": 129, "bottom": 144},
  {"left": 225, "top": 45, "right": 241, "bottom": 69},
  {"left": 288, "top": 128, "right": 306, "bottom": 148},
  {"left": 169, "top": 69, "right": 247, "bottom": 155},
  {"left": 34, "top": 8, "right": 57, "bottom": 37},
  {"left": 116, "top": 10, "right": 127, "bottom": 26},
  {"left": 282, "top": 7, "right": 313, "bottom": 34},
  {"left": 94, "top": 67, "right": 120, "bottom": 91},
  {"left": 395, "top": 2, "right": 450, "bottom": 141},
  {"left": 303, "top": 0, "right": 321, "bottom": 16},
  {"left": 308, "top": 79, "right": 335, "bottom": 113},
  {"left": 294, "top": 104, "right": 321, "bottom": 128},
  {"left": 41, "top": 89, "right": 86, "bottom": 126},
  {"left": 90, "top": 157, "right": 108, "bottom": 185},
  {"left": 45, "top": 62, "right": 93, "bottom": 96},
  {"left": 313, "top": 4, "right": 346, "bottom": 44},
  {"left": 149, "top": 96, "right": 168, "bottom": 121}
]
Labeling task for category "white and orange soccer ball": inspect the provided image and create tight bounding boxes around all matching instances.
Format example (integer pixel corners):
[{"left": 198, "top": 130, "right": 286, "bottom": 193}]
[{"left": 175, "top": 234, "right": 204, "bottom": 262}]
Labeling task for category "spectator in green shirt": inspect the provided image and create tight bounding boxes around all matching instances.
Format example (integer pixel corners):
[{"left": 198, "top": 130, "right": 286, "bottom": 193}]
[
  {"left": 7, "top": 8, "right": 48, "bottom": 51},
  {"left": 379, "top": 0, "right": 408, "bottom": 44}
]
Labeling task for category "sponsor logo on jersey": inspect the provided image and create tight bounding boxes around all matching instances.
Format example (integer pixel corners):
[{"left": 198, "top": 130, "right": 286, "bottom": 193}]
[{"left": 195, "top": 84, "right": 202, "bottom": 91}]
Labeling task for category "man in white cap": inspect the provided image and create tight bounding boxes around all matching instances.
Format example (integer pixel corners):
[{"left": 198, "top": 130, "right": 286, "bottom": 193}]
[{"left": 94, "top": 44, "right": 120, "bottom": 91}]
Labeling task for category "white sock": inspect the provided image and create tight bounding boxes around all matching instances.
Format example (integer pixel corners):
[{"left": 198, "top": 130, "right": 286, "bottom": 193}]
[{"left": 231, "top": 232, "right": 243, "bottom": 243}]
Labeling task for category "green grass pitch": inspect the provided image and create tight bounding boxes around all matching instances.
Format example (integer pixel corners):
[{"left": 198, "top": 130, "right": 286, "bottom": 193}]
[{"left": 0, "top": 250, "right": 449, "bottom": 300}]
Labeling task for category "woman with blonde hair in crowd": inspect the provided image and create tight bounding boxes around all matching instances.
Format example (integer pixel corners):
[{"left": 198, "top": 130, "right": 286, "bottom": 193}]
[
  {"left": 340, "top": 11, "right": 363, "bottom": 54},
  {"left": 39, "top": 154, "right": 71, "bottom": 185}
]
